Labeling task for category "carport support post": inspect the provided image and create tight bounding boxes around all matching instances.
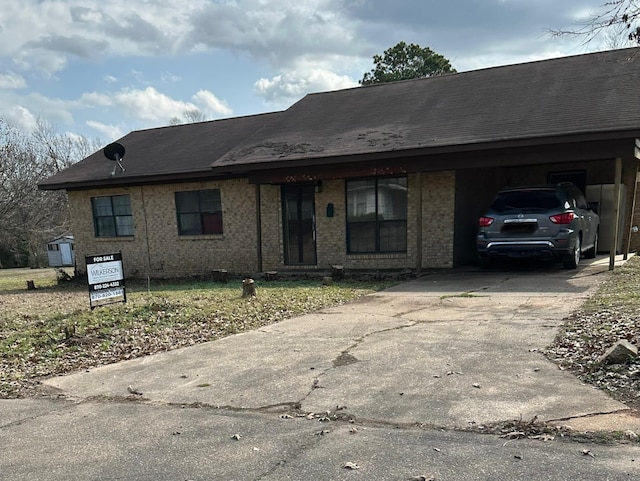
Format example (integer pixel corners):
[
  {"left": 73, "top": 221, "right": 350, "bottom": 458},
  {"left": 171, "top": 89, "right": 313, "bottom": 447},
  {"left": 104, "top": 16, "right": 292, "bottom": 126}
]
[{"left": 609, "top": 157, "right": 622, "bottom": 271}]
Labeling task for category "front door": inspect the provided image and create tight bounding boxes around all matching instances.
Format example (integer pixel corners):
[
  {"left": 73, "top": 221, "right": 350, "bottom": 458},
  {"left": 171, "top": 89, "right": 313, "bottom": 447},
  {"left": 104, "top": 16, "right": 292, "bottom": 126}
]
[
  {"left": 60, "top": 243, "right": 73, "bottom": 265},
  {"left": 282, "top": 184, "right": 317, "bottom": 265}
]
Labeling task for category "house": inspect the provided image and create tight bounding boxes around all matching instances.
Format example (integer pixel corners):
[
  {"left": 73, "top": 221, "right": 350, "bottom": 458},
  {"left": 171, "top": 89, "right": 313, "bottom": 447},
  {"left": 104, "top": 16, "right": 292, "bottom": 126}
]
[
  {"left": 39, "top": 48, "right": 640, "bottom": 279},
  {"left": 45, "top": 234, "right": 75, "bottom": 267}
]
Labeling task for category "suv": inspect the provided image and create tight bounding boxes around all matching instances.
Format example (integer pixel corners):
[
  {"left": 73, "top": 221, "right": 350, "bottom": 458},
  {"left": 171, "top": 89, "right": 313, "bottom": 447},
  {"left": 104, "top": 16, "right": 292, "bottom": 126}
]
[{"left": 476, "top": 183, "right": 599, "bottom": 269}]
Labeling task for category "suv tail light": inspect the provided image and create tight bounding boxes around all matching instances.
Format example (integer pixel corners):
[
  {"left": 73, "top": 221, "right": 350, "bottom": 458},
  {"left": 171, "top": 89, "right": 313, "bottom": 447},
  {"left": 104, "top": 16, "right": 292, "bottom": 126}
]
[
  {"left": 550, "top": 212, "right": 576, "bottom": 224},
  {"left": 479, "top": 216, "right": 494, "bottom": 227}
]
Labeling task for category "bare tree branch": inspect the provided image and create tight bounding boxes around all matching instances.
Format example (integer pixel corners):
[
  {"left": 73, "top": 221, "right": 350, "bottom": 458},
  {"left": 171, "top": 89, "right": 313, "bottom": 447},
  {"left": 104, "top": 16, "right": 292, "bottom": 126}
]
[
  {"left": 549, "top": 1, "right": 640, "bottom": 46},
  {"left": 0, "top": 118, "right": 102, "bottom": 267}
]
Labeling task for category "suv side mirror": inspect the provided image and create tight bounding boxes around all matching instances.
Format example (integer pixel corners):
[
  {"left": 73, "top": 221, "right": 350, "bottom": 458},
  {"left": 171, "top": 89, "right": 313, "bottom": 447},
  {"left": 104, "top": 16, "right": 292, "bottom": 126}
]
[{"left": 588, "top": 202, "right": 599, "bottom": 214}]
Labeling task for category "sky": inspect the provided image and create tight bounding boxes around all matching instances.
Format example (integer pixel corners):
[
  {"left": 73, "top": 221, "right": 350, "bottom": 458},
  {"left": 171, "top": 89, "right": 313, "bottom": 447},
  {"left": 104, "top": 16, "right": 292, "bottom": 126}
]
[{"left": 0, "top": 0, "right": 624, "bottom": 144}]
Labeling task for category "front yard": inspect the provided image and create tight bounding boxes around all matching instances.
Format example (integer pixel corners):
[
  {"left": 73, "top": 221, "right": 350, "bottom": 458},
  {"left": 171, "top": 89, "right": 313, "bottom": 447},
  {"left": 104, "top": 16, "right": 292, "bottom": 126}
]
[{"left": 0, "top": 269, "right": 392, "bottom": 398}]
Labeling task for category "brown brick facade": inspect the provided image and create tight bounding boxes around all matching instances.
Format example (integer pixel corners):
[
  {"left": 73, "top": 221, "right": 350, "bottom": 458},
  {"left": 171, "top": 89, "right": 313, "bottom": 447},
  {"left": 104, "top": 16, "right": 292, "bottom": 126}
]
[
  {"left": 421, "top": 171, "right": 456, "bottom": 269},
  {"left": 69, "top": 179, "right": 260, "bottom": 278},
  {"left": 69, "top": 172, "right": 458, "bottom": 278}
]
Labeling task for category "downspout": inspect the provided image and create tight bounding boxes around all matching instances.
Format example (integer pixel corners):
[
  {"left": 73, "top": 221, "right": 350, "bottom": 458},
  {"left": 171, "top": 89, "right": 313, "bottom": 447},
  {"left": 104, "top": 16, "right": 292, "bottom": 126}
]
[{"left": 255, "top": 184, "right": 263, "bottom": 273}]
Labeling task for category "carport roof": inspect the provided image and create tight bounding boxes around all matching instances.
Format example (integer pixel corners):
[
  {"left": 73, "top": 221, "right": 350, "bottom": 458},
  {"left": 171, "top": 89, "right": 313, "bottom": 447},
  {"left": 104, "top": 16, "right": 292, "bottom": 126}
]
[{"left": 40, "top": 47, "right": 640, "bottom": 190}]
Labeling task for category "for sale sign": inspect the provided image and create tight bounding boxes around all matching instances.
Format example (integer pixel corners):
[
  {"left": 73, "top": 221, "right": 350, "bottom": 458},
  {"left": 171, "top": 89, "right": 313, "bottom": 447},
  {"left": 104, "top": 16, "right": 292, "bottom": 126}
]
[{"left": 86, "top": 252, "right": 126, "bottom": 309}]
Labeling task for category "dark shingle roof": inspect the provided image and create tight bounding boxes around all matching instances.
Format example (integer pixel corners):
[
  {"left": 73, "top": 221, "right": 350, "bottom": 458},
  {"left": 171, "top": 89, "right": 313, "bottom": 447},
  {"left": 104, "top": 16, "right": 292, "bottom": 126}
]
[
  {"left": 39, "top": 112, "right": 283, "bottom": 190},
  {"left": 40, "top": 48, "right": 640, "bottom": 190},
  {"left": 213, "top": 47, "right": 640, "bottom": 169}
]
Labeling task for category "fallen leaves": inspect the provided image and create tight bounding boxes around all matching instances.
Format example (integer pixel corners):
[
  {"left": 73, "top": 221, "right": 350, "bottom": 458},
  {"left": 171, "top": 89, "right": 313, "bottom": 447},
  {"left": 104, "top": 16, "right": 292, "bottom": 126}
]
[{"left": 544, "top": 256, "right": 640, "bottom": 406}]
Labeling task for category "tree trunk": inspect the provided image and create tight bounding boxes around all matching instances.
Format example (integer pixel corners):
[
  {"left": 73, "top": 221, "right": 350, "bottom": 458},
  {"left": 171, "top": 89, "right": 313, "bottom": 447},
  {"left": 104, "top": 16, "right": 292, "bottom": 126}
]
[
  {"left": 264, "top": 271, "right": 279, "bottom": 281},
  {"left": 331, "top": 265, "right": 344, "bottom": 280},
  {"left": 242, "top": 278, "right": 256, "bottom": 298},
  {"left": 212, "top": 269, "right": 228, "bottom": 283}
]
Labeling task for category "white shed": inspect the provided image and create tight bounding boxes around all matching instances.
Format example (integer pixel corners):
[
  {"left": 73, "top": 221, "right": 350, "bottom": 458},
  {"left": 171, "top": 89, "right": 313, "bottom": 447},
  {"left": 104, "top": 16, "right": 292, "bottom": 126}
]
[{"left": 46, "top": 235, "right": 75, "bottom": 267}]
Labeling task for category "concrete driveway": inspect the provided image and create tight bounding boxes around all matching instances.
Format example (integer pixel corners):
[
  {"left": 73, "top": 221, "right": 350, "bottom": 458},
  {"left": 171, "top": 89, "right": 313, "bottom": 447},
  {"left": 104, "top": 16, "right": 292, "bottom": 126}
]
[{"left": 43, "top": 256, "right": 637, "bottom": 432}]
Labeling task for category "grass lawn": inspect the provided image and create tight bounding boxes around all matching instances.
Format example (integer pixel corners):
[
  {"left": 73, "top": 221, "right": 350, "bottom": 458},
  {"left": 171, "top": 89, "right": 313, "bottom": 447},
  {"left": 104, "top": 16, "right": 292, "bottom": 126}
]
[{"left": 0, "top": 269, "right": 393, "bottom": 398}]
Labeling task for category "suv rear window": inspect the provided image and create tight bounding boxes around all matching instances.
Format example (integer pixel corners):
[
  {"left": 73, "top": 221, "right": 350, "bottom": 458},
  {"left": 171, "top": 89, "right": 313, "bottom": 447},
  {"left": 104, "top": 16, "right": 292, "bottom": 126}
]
[{"left": 490, "top": 190, "right": 562, "bottom": 213}]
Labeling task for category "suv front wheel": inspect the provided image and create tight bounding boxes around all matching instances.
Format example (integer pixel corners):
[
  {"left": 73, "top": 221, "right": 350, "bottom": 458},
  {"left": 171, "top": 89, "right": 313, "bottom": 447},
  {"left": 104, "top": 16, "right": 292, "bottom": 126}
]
[{"left": 563, "top": 236, "right": 581, "bottom": 269}]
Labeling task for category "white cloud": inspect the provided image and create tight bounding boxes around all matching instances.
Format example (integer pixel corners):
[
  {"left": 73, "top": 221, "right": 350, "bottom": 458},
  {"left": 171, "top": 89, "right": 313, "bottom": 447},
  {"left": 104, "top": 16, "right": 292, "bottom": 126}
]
[
  {"left": 85, "top": 120, "right": 123, "bottom": 142},
  {"left": 0, "top": 0, "right": 196, "bottom": 74},
  {"left": 161, "top": 71, "right": 182, "bottom": 83},
  {"left": 79, "top": 91, "right": 113, "bottom": 107},
  {"left": 186, "top": 0, "right": 362, "bottom": 67},
  {"left": 108, "top": 86, "right": 195, "bottom": 122},
  {"left": 255, "top": 66, "right": 358, "bottom": 104},
  {"left": 5, "top": 105, "right": 38, "bottom": 131},
  {"left": 0, "top": 72, "right": 27, "bottom": 89},
  {"left": 192, "top": 90, "right": 233, "bottom": 116}
]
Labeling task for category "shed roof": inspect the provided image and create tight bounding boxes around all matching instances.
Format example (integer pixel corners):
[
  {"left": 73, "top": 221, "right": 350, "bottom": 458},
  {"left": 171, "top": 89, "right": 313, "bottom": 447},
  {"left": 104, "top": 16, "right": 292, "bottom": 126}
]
[{"left": 40, "top": 47, "right": 640, "bottom": 190}]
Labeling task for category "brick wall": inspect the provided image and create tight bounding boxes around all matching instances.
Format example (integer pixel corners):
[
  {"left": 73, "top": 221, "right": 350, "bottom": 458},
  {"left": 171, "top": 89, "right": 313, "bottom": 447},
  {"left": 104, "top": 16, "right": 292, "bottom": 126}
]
[
  {"left": 259, "top": 184, "right": 284, "bottom": 270},
  {"left": 68, "top": 172, "right": 458, "bottom": 278},
  {"left": 260, "top": 172, "right": 456, "bottom": 272},
  {"left": 421, "top": 171, "right": 455, "bottom": 268},
  {"left": 68, "top": 179, "right": 260, "bottom": 278}
]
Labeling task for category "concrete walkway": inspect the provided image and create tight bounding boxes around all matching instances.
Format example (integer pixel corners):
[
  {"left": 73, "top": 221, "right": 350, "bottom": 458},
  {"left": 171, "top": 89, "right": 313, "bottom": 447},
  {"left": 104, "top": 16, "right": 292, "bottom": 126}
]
[{"left": 43, "top": 255, "right": 639, "bottom": 432}]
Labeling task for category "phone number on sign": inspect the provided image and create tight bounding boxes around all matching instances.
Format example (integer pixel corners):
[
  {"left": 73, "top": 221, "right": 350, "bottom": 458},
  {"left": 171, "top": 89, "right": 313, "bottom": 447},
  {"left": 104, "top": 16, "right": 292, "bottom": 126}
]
[
  {"left": 90, "top": 288, "right": 124, "bottom": 301},
  {"left": 92, "top": 281, "right": 122, "bottom": 290}
]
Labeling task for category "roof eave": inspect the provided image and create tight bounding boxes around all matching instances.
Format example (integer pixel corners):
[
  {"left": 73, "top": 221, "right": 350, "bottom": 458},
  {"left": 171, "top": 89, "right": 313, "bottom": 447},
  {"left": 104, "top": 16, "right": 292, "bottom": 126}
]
[
  {"left": 38, "top": 168, "right": 240, "bottom": 191},
  {"left": 212, "top": 129, "right": 640, "bottom": 175}
]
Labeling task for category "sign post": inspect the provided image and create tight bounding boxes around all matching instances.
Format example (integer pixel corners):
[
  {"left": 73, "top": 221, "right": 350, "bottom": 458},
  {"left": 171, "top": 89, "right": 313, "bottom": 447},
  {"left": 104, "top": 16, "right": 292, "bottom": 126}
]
[{"left": 86, "top": 252, "right": 126, "bottom": 309}]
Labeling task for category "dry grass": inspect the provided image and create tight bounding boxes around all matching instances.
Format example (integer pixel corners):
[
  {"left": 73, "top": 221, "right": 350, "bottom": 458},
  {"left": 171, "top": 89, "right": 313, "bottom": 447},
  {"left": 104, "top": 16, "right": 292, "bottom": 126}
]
[{"left": 0, "top": 269, "right": 393, "bottom": 398}]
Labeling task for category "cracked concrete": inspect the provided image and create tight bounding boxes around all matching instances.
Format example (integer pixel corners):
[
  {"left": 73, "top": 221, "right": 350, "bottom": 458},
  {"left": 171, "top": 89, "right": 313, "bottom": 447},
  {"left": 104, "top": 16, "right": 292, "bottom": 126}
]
[{"left": 41, "top": 256, "right": 638, "bottom": 433}]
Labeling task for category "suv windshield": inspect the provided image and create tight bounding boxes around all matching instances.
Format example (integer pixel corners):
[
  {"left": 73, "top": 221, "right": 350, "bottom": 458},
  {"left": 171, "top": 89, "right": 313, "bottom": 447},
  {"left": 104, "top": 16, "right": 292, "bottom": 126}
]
[{"left": 490, "top": 190, "right": 562, "bottom": 213}]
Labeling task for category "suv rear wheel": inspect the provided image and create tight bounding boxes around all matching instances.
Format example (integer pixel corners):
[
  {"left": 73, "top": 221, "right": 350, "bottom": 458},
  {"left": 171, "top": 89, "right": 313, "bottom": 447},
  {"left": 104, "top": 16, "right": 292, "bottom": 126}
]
[
  {"left": 585, "top": 230, "right": 598, "bottom": 259},
  {"left": 563, "top": 236, "right": 581, "bottom": 269}
]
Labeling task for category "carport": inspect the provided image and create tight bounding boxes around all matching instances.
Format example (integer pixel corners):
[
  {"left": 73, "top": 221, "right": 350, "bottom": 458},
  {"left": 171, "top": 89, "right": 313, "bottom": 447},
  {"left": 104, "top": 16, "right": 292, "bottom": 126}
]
[{"left": 452, "top": 140, "right": 638, "bottom": 268}]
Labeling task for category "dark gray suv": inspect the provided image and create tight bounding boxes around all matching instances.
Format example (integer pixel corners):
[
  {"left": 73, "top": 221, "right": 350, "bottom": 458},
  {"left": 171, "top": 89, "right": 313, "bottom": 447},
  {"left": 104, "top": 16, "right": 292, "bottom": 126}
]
[{"left": 476, "top": 183, "right": 599, "bottom": 269}]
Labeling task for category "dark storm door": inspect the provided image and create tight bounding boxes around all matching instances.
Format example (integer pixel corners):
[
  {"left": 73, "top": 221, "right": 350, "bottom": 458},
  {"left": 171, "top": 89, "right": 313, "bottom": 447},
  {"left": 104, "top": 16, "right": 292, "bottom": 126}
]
[{"left": 282, "top": 185, "right": 317, "bottom": 265}]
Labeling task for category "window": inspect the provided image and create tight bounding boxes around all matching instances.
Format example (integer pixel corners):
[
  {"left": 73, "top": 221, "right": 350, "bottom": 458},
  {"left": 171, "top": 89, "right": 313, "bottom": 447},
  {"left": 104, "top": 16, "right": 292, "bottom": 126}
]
[
  {"left": 47, "top": 244, "right": 59, "bottom": 251},
  {"left": 175, "top": 189, "right": 223, "bottom": 235},
  {"left": 91, "top": 195, "right": 134, "bottom": 237},
  {"left": 346, "top": 177, "right": 407, "bottom": 253}
]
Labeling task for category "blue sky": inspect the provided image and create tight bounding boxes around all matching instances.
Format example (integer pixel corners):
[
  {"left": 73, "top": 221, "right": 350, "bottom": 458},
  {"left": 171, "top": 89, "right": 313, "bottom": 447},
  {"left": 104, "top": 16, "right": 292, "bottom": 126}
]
[{"left": 0, "top": 1, "right": 623, "bottom": 144}]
